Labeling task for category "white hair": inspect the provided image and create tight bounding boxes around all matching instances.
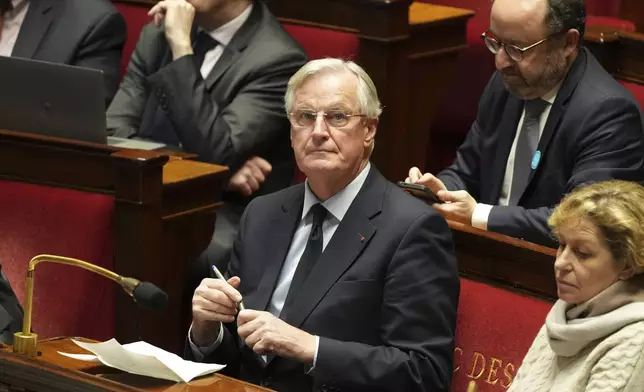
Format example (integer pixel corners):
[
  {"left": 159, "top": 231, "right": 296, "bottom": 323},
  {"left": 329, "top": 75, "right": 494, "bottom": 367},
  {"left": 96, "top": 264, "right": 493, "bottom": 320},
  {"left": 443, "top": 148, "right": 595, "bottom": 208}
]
[{"left": 284, "top": 58, "right": 382, "bottom": 119}]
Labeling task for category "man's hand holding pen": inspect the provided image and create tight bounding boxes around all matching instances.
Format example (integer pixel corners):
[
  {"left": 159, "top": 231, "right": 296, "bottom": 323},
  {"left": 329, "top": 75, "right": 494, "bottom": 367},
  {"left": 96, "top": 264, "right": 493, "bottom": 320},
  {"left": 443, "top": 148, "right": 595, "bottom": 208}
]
[
  {"left": 191, "top": 276, "right": 243, "bottom": 346},
  {"left": 191, "top": 275, "right": 317, "bottom": 365}
]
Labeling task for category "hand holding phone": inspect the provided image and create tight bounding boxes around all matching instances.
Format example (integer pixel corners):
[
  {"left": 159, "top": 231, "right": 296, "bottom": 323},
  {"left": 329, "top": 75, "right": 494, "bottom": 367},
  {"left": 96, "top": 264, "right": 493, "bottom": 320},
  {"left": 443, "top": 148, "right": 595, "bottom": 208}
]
[{"left": 397, "top": 181, "right": 443, "bottom": 204}]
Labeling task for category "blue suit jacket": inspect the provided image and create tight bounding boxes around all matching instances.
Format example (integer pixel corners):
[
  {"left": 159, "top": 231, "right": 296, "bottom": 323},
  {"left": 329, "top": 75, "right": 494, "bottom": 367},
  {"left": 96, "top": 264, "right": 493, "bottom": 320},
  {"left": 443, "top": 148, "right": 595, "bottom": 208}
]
[{"left": 438, "top": 48, "right": 644, "bottom": 246}]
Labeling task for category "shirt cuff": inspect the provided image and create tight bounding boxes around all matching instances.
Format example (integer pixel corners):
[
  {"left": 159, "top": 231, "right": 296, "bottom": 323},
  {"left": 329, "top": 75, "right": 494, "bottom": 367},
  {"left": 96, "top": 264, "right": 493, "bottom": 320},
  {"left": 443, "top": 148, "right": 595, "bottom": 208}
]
[
  {"left": 306, "top": 336, "right": 320, "bottom": 375},
  {"left": 188, "top": 322, "right": 224, "bottom": 361},
  {"left": 471, "top": 203, "right": 493, "bottom": 231}
]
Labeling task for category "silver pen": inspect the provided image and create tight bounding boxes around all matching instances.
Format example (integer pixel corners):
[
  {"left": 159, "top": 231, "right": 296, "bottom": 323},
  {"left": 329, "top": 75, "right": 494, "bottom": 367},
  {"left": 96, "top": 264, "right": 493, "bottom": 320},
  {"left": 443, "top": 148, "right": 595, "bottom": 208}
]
[{"left": 211, "top": 264, "right": 245, "bottom": 311}]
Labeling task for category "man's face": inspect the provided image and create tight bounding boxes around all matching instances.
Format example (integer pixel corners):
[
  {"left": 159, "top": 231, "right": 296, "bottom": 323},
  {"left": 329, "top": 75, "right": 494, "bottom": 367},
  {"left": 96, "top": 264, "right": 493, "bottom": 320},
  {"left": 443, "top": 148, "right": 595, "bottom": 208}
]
[
  {"left": 490, "top": 0, "right": 569, "bottom": 99},
  {"left": 289, "top": 71, "right": 376, "bottom": 178}
]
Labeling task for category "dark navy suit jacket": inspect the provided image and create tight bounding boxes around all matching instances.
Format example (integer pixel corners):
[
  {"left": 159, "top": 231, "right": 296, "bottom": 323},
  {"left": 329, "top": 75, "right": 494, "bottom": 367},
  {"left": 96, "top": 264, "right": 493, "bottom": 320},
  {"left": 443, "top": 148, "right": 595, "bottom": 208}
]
[{"left": 438, "top": 48, "right": 644, "bottom": 246}]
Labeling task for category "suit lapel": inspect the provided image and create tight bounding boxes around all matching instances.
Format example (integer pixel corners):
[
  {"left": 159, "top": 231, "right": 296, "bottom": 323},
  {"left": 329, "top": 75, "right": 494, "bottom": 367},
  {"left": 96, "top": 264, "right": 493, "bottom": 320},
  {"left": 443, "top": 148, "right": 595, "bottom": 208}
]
[
  {"left": 204, "top": 1, "right": 263, "bottom": 89},
  {"left": 280, "top": 169, "right": 384, "bottom": 329},
  {"left": 204, "top": 46, "right": 239, "bottom": 90},
  {"left": 486, "top": 96, "right": 523, "bottom": 203},
  {"left": 244, "top": 187, "right": 304, "bottom": 312},
  {"left": 523, "top": 49, "right": 588, "bottom": 194},
  {"left": 11, "top": 0, "right": 56, "bottom": 59}
]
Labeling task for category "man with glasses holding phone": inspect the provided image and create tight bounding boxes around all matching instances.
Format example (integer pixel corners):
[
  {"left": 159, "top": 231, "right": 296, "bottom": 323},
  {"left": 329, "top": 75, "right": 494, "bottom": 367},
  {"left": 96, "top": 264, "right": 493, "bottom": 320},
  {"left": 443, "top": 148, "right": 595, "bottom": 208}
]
[{"left": 407, "top": 0, "right": 644, "bottom": 246}]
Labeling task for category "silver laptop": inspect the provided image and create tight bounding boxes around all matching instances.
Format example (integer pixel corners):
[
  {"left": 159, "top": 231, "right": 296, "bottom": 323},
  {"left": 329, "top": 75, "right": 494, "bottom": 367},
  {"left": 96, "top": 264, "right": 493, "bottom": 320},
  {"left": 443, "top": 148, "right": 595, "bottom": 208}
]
[{"left": 0, "top": 56, "right": 164, "bottom": 150}]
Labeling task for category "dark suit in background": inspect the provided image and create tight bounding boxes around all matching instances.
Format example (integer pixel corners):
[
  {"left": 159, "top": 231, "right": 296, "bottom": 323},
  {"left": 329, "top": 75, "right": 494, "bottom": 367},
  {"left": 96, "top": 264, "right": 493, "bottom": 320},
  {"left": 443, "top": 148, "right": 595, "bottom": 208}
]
[
  {"left": 107, "top": 1, "right": 306, "bottom": 296},
  {"left": 10, "top": 0, "right": 126, "bottom": 105},
  {"left": 438, "top": 48, "right": 644, "bottom": 246},
  {"left": 187, "top": 167, "right": 459, "bottom": 392},
  {"left": 0, "top": 265, "right": 22, "bottom": 345}
]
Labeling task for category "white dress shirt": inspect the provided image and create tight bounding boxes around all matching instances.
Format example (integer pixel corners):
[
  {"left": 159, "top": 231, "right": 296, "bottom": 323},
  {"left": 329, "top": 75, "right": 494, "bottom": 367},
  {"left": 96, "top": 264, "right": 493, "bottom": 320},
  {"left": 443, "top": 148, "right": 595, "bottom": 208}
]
[
  {"left": 189, "top": 163, "right": 372, "bottom": 369},
  {"left": 471, "top": 85, "right": 560, "bottom": 230},
  {"left": 197, "top": 3, "right": 252, "bottom": 79},
  {"left": 0, "top": 0, "right": 29, "bottom": 57}
]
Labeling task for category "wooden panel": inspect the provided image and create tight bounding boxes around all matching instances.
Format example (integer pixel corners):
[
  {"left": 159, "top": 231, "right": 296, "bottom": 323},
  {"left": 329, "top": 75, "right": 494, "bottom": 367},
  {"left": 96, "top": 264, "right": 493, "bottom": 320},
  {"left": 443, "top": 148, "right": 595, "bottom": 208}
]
[
  {"left": 0, "top": 130, "right": 228, "bottom": 354},
  {"left": 585, "top": 25, "right": 644, "bottom": 85},
  {"left": 448, "top": 220, "right": 558, "bottom": 300},
  {"left": 1, "top": 337, "right": 272, "bottom": 391},
  {"left": 620, "top": 0, "right": 644, "bottom": 32}
]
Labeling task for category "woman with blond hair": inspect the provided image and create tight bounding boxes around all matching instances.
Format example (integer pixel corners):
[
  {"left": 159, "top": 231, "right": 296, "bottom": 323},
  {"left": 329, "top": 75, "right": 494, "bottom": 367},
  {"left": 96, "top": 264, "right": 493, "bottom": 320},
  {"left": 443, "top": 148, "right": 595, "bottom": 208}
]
[{"left": 508, "top": 180, "right": 644, "bottom": 392}]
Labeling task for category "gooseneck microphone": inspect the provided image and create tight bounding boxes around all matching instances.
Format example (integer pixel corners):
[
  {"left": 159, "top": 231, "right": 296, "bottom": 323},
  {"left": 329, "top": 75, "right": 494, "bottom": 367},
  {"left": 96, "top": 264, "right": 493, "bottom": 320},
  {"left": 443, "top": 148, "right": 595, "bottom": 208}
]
[{"left": 13, "top": 254, "right": 168, "bottom": 357}]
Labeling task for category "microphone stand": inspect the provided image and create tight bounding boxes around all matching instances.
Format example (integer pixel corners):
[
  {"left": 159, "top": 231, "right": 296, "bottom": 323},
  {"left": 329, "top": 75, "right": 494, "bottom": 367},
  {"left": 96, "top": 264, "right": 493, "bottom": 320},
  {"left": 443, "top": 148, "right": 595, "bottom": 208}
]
[{"left": 13, "top": 254, "right": 160, "bottom": 358}]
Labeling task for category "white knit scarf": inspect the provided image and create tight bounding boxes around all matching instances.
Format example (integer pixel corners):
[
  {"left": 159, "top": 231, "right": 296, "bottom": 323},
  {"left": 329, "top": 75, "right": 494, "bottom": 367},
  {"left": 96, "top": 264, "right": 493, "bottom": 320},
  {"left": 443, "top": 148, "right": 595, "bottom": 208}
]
[{"left": 546, "top": 275, "right": 644, "bottom": 357}]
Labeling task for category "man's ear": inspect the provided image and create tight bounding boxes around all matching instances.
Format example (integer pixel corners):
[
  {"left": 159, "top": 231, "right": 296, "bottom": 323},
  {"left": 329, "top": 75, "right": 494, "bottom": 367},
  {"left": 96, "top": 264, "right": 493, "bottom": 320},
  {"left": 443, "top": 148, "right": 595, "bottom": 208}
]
[
  {"left": 364, "top": 118, "right": 378, "bottom": 146},
  {"left": 563, "top": 29, "right": 580, "bottom": 58}
]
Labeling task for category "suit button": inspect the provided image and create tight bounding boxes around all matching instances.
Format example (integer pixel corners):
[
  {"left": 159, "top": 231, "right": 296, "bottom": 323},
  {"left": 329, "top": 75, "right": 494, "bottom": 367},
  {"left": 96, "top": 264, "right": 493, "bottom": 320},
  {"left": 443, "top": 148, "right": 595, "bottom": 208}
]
[{"left": 262, "top": 377, "right": 273, "bottom": 388}]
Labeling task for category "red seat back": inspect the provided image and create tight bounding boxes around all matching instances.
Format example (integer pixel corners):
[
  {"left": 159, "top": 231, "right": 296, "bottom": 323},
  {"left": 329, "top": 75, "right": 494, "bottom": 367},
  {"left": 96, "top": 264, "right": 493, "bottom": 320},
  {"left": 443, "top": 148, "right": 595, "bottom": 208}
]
[
  {"left": 0, "top": 181, "right": 115, "bottom": 341},
  {"left": 620, "top": 80, "right": 644, "bottom": 111},
  {"left": 114, "top": 2, "right": 152, "bottom": 77},
  {"left": 282, "top": 25, "right": 358, "bottom": 61},
  {"left": 586, "top": 0, "right": 622, "bottom": 17},
  {"left": 452, "top": 278, "right": 553, "bottom": 391}
]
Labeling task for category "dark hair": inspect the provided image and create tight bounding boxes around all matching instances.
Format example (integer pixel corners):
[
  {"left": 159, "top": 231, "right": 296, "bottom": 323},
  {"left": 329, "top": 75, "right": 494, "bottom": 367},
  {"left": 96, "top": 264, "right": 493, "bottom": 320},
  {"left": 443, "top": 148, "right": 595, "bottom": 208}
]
[{"left": 545, "top": 0, "right": 586, "bottom": 41}]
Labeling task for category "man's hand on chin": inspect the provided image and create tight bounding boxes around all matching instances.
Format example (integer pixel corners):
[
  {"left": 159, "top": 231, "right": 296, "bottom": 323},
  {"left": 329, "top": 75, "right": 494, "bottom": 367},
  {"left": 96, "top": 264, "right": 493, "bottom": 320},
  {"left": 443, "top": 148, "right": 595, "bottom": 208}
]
[
  {"left": 148, "top": 0, "right": 195, "bottom": 60},
  {"left": 432, "top": 189, "right": 477, "bottom": 225},
  {"left": 237, "top": 310, "right": 317, "bottom": 366}
]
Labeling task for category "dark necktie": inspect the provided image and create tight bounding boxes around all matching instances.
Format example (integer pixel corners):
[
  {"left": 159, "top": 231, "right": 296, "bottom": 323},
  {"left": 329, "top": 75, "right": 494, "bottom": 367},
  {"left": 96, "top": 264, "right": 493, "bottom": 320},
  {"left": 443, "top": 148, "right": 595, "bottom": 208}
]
[
  {"left": 282, "top": 203, "right": 328, "bottom": 311},
  {"left": 193, "top": 31, "right": 218, "bottom": 69},
  {"left": 509, "top": 99, "right": 548, "bottom": 205}
]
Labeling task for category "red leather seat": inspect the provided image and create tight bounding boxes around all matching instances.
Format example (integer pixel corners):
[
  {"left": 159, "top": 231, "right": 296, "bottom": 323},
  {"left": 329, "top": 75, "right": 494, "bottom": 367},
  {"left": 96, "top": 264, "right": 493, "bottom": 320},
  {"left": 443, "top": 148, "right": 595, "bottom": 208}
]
[
  {"left": 114, "top": 2, "right": 152, "bottom": 77},
  {"left": 452, "top": 277, "right": 553, "bottom": 391},
  {"left": 0, "top": 181, "right": 115, "bottom": 341},
  {"left": 620, "top": 80, "right": 644, "bottom": 110}
]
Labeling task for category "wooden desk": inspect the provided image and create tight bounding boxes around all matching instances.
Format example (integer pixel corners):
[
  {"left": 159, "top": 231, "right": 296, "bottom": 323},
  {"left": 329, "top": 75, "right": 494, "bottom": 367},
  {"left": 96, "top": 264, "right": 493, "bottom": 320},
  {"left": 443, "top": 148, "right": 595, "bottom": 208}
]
[
  {"left": 448, "top": 220, "right": 558, "bottom": 300},
  {"left": 585, "top": 25, "right": 644, "bottom": 85},
  {"left": 0, "top": 337, "right": 271, "bottom": 391},
  {"left": 0, "top": 130, "right": 229, "bottom": 354}
]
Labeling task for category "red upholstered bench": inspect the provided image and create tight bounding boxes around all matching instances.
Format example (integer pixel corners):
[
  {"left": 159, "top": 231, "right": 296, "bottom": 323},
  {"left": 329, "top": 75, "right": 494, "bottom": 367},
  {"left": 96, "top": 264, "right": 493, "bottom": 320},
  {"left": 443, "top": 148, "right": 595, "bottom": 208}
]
[
  {"left": 0, "top": 181, "right": 115, "bottom": 341},
  {"left": 282, "top": 24, "right": 359, "bottom": 183},
  {"left": 114, "top": 2, "right": 152, "bottom": 78},
  {"left": 452, "top": 277, "right": 553, "bottom": 391}
]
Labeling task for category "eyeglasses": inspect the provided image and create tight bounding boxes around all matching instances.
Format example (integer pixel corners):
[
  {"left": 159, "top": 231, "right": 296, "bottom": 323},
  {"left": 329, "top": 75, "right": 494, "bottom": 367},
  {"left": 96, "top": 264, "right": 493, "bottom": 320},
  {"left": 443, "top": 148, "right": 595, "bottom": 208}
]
[
  {"left": 288, "top": 110, "right": 366, "bottom": 129},
  {"left": 481, "top": 29, "right": 552, "bottom": 62}
]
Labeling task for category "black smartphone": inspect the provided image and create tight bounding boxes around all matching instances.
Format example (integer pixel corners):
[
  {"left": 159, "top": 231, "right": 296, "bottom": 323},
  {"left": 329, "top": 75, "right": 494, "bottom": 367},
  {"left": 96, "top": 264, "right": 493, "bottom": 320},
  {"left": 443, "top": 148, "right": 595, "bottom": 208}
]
[{"left": 397, "top": 181, "right": 443, "bottom": 204}]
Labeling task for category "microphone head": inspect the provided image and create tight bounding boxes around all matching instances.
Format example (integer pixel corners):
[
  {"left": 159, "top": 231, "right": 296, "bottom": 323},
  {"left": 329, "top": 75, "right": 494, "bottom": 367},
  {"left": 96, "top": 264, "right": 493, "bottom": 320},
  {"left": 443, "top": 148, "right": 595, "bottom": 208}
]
[{"left": 132, "top": 281, "right": 168, "bottom": 312}]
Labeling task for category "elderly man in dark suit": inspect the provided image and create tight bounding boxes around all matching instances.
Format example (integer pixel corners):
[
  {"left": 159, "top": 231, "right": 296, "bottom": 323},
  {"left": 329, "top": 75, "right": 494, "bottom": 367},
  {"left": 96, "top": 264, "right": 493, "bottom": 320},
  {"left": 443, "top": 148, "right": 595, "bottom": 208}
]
[
  {"left": 407, "top": 0, "right": 644, "bottom": 246},
  {"left": 107, "top": 0, "right": 307, "bottom": 289},
  {"left": 0, "top": 0, "right": 126, "bottom": 105},
  {"left": 187, "top": 59, "right": 460, "bottom": 392},
  {"left": 0, "top": 265, "right": 22, "bottom": 345}
]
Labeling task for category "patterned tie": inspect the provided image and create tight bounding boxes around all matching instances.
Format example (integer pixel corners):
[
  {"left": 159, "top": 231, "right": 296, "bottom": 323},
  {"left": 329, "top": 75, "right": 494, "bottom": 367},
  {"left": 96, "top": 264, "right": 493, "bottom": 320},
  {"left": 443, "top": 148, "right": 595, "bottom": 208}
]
[
  {"left": 281, "top": 203, "right": 328, "bottom": 312},
  {"left": 509, "top": 99, "right": 548, "bottom": 205}
]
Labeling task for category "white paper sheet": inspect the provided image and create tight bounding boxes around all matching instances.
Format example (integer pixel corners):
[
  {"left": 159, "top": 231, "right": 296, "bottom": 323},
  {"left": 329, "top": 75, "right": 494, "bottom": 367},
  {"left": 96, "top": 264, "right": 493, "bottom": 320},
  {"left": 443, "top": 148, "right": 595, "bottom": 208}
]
[{"left": 57, "top": 339, "right": 225, "bottom": 383}]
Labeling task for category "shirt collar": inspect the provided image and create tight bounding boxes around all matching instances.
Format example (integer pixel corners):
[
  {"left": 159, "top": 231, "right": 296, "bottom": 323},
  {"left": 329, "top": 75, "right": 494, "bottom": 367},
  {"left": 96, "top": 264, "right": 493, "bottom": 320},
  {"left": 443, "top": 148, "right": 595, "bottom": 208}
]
[
  {"left": 302, "top": 162, "right": 371, "bottom": 222},
  {"left": 201, "top": 3, "right": 253, "bottom": 47},
  {"left": 541, "top": 82, "right": 561, "bottom": 105}
]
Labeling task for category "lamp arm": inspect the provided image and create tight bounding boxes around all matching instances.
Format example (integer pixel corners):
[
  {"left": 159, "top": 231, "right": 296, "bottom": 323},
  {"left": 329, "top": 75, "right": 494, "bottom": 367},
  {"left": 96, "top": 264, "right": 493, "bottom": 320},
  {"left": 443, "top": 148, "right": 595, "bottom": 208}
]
[{"left": 14, "top": 254, "right": 140, "bottom": 357}]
